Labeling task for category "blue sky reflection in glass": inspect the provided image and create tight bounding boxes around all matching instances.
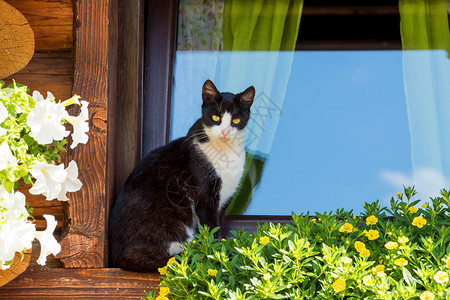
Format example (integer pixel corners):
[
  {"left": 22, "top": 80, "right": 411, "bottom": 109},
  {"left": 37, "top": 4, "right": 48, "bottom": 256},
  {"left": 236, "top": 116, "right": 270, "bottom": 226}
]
[{"left": 171, "top": 50, "right": 450, "bottom": 215}]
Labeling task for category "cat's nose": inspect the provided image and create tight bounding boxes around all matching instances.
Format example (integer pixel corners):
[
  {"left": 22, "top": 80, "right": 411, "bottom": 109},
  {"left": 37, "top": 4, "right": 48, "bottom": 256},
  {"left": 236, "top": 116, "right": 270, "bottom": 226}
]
[{"left": 221, "top": 130, "right": 229, "bottom": 138}]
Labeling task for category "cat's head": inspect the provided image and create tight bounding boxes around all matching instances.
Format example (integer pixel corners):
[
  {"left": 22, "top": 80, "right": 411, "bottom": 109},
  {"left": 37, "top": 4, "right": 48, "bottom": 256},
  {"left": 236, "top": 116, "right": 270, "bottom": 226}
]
[{"left": 201, "top": 80, "right": 255, "bottom": 143}]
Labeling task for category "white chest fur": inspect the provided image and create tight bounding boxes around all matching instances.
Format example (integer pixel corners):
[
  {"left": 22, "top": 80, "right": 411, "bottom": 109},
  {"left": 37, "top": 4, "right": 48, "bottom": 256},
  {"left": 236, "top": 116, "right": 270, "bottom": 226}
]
[{"left": 197, "top": 135, "right": 246, "bottom": 210}]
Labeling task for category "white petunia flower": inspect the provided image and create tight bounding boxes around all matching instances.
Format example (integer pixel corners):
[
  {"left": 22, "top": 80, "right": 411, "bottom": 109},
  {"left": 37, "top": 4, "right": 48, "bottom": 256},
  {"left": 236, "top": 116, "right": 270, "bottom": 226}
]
[
  {"left": 0, "top": 140, "right": 17, "bottom": 171},
  {"left": 0, "top": 220, "right": 36, "bottom": 270},
  {"left": 29, "top": 161, "right": 67, "bottom": 200},
  {"left": 0, "top": 185, "right": 27, "bottom": 216},
  {"left": 0, "top": 187, "right": 35, "bottom": 270},
  {"left": 65, "top": 100, "right": 89, "bottom": 149},
  {"left": 35, "top": 214, "right": 61, "bottom": 266},
  {"left": 26, "top": 98, "right": 69, "bottom": 144},
  {"left": 0, "top": 101, "right": 8, "bottom": 136},
  {"left": 57, "top": 160, "right": 82, "bottom": 201}
]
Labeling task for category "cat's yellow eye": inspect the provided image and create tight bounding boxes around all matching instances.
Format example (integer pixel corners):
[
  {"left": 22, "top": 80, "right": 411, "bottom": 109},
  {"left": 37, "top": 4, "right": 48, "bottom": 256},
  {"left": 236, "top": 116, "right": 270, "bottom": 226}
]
[
  {"left": 232, "top": 118, "right": 241, "bottom": 124},
  {"left": 212, "top": 115, "right": 221, "bottom": 122}
]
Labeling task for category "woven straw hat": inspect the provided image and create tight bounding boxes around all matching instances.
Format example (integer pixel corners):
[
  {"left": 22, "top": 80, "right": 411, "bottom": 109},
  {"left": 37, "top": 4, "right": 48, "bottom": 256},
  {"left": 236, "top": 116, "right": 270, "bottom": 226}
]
[{"left": 0, "top": 0, "right": 34, "bottom": 79}]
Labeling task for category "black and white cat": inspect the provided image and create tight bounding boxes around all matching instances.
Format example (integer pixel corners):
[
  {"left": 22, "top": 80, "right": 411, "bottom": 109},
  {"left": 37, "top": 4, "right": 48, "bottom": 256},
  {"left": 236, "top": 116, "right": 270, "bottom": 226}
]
[{"left": 109, "top": 80, "right": 255, "bottom": 272}]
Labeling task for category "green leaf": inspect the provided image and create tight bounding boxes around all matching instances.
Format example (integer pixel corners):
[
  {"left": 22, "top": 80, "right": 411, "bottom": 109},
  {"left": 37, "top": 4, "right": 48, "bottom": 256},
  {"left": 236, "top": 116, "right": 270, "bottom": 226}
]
[
  {"left": 23, "top": 173, "right": 33, "bottom": 184},
  {"left": 402, "top": 267, "right": 416, "bottom": 287},
  {"left": 3, "top": 180, "right": 14, "bottom": 193}
]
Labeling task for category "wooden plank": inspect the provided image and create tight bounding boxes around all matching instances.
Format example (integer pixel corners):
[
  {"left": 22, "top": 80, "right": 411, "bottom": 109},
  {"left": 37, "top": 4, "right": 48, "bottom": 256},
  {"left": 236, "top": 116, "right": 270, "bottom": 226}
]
[
  {"left": 5, "top": 0, "right": 73, "bottom": 51},
  {"left": 0, "top": 268, "right": 159, "bottom": 299},
  {"left": 56, "top": 0, "right": 115, "bottom": 268},
  {"left": 4, "top": 52, "right": 74, "bottom": 100},
  {"left": 113, "top": 0, "right": 144, "bottom": 196}
]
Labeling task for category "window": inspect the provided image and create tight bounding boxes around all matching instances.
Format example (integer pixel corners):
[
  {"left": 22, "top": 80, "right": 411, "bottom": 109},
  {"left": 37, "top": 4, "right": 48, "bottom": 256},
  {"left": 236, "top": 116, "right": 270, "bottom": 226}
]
[{"left": 144, "top": 0, "right": 450, "bottom": 216}]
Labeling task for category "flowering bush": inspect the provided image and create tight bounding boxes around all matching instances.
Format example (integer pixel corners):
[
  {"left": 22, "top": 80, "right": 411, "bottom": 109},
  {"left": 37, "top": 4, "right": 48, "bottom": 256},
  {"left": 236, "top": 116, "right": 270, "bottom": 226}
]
[
  {"left": 145, "top": 187, "right": 450, "bottom": 299},
  {"left": 0, "top": 81, "right": 89, "bottom": 270}
]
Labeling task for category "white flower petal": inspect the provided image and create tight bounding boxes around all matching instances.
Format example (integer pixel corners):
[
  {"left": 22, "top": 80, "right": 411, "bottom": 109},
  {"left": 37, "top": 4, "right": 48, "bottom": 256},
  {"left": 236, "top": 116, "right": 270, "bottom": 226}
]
[
  {"left": 29, "top": 162, "right": 67, "bottom": 200},
  {"left": 35, "top": 215, "right": 61, "bottom": 266},
  {"left": 0, "top": 141, "right": 17, "bottom": 171},
  {"left": 26, "top": 100, "right": 69, "bottom": 144},
  {"left": 0, "top": 101, "right": 8, "bottom": 124},
  {"left": 57, "top": 161, "right": 82, "bottom": 201},
  {"left": 66, "top": 100, "right": 89, "bottom": 149},
  {"left": 32, "top": 91, "right": 45, "bottom": 102},
  {"left": 0, "top": 213, "right": 36, "bottom": 269}
]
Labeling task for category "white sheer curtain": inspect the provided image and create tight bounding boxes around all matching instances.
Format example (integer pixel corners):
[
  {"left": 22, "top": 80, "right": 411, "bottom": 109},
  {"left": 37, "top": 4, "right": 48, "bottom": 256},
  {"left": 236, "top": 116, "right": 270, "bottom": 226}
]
[{"left": 391, "top": 0, "right": 450, "bottom": 199}]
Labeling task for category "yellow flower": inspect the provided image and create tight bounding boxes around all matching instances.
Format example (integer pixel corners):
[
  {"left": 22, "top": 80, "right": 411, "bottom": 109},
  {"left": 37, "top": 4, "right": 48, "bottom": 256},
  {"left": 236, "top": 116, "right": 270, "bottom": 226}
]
[
  {"left": 339, "top": 222, "right": 354, "bottom": 233},
  {"left": 366, "top": 229, "right": 379, "bottom": 240},
  {"left": 159, "top": 286, "right": 170, "bottom": 297},
  {"left": 397, "top": 192, "right": 402, "bottom": 198},
  {"left": 412, "top": 216, "right": 427, "bottom": 228},
  {"left": 443, "top": 196, "right": 448, "bottom": 203},
  {"left": 398, "top": 236, "right": 409, "bottom": 244},
  {"left": 156, "top": 296, "right": 168, "bottom": 300},
  {"left": 394, "top": 258, "right": 408, "bottom": 268},
  {"left": 371, "top": 264, "right": 385, "bottom": 275},
  {"left": 359, "top": 248, "right": 370, "bottom": 258},
  {"left": 166, "top": 257, "right": 176, "bottom": 266},
  {"left": 363, "top": 275, "right": 373, "bottom": 286},
  {"left": 311, "top": 218, "right": 317, "bottom": 223},
  {"left": 408, "top": 206, "right": 417, "bottom": 214},
  {"left": 366, "top": 215, "right": 378, "bottom": 225},
  {"left": 422, "top": 203, "right": 428, "bottom": 208},
  {"left": 376, "top": 271, "right": 386, "bottom": 278},
  {"left": 420, "top": 291, "right": 435, "bottom": 300},
  {"left": 259, "top": 236, "right": 270, "bottom": 244},
  {"left": 263, "top": 273, "right": 272, "bottom": 281},
  {"left": 434, "top": 271, "right": 449, "bottom": 284},
  {"left": 385, "top": 241, "right": 399, "bottom": 250},
  {"left": 332, "top": 278, "right": 346, "bottom": 292},
  {"left": 341, "top": 256, "right": 352, "bottom": 265},
  {"left": 354, "top": 241, "right": 366, "bottom": 252},
  {"left": 446, "top": 257, "right": 450, "bottom": 269},
  {"left": 158, "top": 266, "right": 167, "bottom": 275},
  {"left": 221, "top": 238, "right": 226, "bottom": 242},
  {"left": 208, "top": 268, "right": 218, "bottom": 276}
]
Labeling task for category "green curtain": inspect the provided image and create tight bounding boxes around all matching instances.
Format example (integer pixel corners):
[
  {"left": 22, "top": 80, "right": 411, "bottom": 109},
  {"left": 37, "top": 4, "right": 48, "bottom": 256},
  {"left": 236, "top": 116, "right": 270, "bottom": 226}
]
[
  {"left": 223, "top": 0, "right": 303, "bottom": 51},
  {"left": 398, "top": 0, "right": 450, "bottom": 200},
  {"left": 399, "top": 0, "right": 450, "bottom": 54},
  {"left": 222, "top": 0, "right": 304, "bottom": 214}
]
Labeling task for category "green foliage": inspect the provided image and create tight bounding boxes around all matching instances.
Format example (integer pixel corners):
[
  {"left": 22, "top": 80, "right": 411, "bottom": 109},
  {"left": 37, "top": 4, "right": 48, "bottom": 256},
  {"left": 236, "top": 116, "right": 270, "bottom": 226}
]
[{"left": 144, "top": 187, "right": 450, "bottom": 299}]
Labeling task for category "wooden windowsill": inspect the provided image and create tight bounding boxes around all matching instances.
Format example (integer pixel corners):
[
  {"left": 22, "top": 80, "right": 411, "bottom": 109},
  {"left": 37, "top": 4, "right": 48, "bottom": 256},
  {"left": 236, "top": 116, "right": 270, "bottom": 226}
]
[{"left": 0, "top": 268, "right": 160, "bottom": 299}]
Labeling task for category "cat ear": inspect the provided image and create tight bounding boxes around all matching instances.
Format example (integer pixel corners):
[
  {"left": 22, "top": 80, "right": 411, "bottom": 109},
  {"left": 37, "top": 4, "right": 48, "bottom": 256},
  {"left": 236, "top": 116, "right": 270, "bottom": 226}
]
[
  {"left": 202, "top": 80, "right": 220, "bottom": 103},
  {"left": 239, "top": 86, "right": 255, "bottom": 109}
]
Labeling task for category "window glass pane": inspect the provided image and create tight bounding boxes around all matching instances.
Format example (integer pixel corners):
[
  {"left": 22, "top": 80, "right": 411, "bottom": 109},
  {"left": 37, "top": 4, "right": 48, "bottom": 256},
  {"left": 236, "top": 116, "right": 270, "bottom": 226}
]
[{"left": 171, "top": 0, "right": 450, "bottom": 215}]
